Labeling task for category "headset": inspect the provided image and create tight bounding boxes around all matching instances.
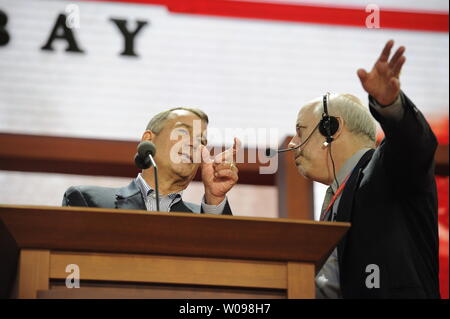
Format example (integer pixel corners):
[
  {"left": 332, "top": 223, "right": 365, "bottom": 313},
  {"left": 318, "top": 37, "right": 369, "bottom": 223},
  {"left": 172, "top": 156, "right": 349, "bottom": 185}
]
[
  {"left": 319, "top": 92, "right": 339, "bottom": 146},
  {"left": 273, "top": 92, "right": 340, "bottom": 155},
  {"left": 272, "top": 92, "right": 340, "bottom": 196},
  {"left": 319, "top": 92, "right": 340, "bottom": 194}
]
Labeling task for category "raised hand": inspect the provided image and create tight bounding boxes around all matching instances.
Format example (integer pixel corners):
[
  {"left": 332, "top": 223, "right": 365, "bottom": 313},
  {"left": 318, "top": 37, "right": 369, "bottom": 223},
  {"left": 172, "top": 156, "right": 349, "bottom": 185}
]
[
  {"left": 357, "top": 40, "right": 406, "bottom": 106},
  {"left": 201, "top": 138, "right": 241, "bottom": 205}
]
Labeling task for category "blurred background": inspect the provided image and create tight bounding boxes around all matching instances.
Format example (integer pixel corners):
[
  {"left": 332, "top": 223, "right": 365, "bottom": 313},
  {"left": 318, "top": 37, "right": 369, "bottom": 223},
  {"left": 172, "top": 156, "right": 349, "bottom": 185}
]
[{"left": 0, "top": 0, "right": 448, "bottom": 297}]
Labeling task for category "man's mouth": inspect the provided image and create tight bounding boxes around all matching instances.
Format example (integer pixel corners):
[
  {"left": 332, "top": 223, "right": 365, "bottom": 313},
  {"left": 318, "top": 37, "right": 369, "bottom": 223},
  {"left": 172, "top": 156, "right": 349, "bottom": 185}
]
[{"left": 294, "top": 153, "right": 303, "bottom": 166}]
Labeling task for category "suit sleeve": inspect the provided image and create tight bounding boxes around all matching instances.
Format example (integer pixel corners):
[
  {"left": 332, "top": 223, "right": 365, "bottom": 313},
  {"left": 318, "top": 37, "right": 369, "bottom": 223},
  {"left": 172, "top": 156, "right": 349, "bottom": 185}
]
[
  {"left": 368, "top": 91, "right": 438, "bottom": 191},
  {"left": 62, "top": 186, "right": 90, "bottom": 207},
  {"left": 0, "top": 218, "right": 19, "bottom": 298},
  {"left": 200, "top": 197, "right": 233, "bottom": 215}
]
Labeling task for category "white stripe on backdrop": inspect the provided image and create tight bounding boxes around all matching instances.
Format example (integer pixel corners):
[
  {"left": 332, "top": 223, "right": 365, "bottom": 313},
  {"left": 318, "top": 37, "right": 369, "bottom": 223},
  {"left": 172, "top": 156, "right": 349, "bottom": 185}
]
[{"left": 0, "top": 0, "right": 448, "bottom": 148}]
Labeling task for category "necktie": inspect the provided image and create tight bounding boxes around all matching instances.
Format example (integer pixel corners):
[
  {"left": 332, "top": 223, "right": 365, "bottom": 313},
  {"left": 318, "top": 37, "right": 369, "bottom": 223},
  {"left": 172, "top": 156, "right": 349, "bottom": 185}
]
[{"left": 320, "top": 186, "right": 334, "bottom": 221}]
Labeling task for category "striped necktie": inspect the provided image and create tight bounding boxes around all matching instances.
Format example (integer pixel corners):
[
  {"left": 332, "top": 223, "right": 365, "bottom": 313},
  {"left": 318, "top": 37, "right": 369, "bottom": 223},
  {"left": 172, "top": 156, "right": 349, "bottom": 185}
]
[{"left": 320, "top": 186, "right": 334, "bottom": 221}]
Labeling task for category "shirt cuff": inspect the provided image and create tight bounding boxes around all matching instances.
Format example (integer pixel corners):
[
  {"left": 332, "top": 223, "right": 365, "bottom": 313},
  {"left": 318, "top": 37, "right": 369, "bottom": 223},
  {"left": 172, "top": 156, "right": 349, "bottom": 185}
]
[
  {"left": 370, "top": 94, "right": 404, "bottom": 121},
  {"left": 201, "top": 196, "right": 227, "bottom": 215}
]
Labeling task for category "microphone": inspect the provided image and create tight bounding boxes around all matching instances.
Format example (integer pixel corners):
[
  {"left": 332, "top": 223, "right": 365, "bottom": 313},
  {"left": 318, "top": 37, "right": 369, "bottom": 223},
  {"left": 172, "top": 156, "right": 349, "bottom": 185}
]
[
  {"left": 134, "top": 153, "right": 151, "bottom": 169},
  {"left": 265, "top": 145, "right": 300, "bottom": 158},
  {"left": 265, "top": 122, "right": 321, "bottom": 157},
  {"left": 135, "top": 141, "right": 160, "bottom": 212},
  {"left": 134, "top": 140, "right": 156, "bottom": 169},
  {"left": 137, "top": 141, "right": 156, "bottom": 161}
]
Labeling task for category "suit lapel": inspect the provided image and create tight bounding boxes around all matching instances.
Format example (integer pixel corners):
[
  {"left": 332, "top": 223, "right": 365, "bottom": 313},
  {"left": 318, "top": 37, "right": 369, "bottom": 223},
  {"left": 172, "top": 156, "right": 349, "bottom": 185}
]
[
  {"left": 170, "top": 200, "right": 195, "bottom": 213},
  {"left": 335, "top": 149, "right": 375, "bottom": 223},
  {"left": 114, "top": 180, "right": 195, "bottom": 213},
  {"left": 115, "top": 180, "right": 146, "bottom": 211},
  {"left": 336, "top": 149, "right": 375, "bottom": 271}
]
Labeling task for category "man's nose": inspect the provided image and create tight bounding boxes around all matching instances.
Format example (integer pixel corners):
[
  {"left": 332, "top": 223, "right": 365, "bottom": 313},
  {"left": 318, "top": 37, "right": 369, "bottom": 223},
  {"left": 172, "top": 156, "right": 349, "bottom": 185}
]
[{"left": 288, "top": 136, "right": 300, "bottom": 148}]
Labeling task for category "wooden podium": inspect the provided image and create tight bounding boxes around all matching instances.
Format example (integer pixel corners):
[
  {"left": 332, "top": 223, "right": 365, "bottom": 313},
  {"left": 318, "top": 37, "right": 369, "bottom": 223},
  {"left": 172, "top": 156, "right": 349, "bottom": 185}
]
[{"left": 0, "top": 205, "right": 349, "bottom": 299}]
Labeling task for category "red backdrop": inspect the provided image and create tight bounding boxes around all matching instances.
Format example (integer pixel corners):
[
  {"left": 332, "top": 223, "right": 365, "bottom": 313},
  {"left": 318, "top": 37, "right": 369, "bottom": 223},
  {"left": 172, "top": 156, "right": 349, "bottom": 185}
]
[
  {"left": 434, "top": 118, "right": 449, "bottom": 299},
  {"left": 437, "top": 175, "right": 449, "bottom": 299}
]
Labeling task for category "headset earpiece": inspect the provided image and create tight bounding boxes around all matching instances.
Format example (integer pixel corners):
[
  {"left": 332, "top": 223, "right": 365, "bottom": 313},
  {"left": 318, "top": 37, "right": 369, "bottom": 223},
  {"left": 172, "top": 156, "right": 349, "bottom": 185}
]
[
  {"left": 319, "top": 93, "right": 339, "bottom": 144},
  {"left": 319, "top": 116, "right": 339, "bottom": 142},
  {"left": 320, "top": 93, "right": 341, "bottom": 196}
]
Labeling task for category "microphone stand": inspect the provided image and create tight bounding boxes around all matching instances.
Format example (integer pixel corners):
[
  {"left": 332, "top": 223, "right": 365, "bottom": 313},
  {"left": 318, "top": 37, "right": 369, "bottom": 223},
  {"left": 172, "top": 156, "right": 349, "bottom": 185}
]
[{"left": 147, "top": 154, "right": 160, "bottom": 212}]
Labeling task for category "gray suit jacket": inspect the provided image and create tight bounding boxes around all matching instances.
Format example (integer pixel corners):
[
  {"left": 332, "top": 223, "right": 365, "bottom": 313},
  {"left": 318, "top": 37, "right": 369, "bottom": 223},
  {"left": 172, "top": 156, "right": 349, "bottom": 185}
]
[{"left": 62, "top": 180, "right": 232, "bottom": 215}]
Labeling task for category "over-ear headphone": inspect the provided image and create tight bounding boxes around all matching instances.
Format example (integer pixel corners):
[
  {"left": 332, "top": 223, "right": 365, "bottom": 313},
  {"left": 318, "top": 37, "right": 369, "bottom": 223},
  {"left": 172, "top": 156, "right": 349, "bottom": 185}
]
[{"left": 318, "top": 92, "right": 339, "bottom": 146}]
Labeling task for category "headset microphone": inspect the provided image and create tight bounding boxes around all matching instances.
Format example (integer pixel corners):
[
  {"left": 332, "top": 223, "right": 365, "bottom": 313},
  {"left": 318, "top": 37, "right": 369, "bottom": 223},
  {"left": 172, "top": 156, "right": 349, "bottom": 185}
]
[
  {"left": 266, "top": 93, "right": 339, "bottom": 159},
  {"left": 265, "top": 122, "right": 320, "bottom": 157},
  {"left": 265, "top": 144, "right": 300, "bottom": 158}
]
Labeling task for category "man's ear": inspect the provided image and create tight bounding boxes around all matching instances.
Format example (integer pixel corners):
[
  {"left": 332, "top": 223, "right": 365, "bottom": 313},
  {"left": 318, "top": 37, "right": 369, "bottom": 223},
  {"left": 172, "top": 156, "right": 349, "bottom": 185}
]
[
  {"left": 332, "top": 117, "right": 344, "bottom": 141},
  {"left": 141, "top": 130, "right": 155, "bottom": 142}
]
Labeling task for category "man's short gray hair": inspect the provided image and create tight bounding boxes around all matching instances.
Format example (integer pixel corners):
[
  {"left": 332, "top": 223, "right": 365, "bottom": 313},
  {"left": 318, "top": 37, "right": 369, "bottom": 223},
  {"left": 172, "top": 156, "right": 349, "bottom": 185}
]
[
  {"left": 313, "top": 93, "right": 377, "bottom": 144},
  {"left": 146, "top": 107, "right": 209, "bottom": 133}
]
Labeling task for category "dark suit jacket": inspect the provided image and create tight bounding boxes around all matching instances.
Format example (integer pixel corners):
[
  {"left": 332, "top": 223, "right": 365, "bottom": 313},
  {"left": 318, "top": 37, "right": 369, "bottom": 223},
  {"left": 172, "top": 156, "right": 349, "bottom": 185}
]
[
  {"left": 335, "top": 92, "right": 440, "bottom": 298},
  {"left": 62, "top": 179, "right": 233, "bottom": 215},
  {"left": 0, "top": 218, "right": 19, "bottom": 298}
]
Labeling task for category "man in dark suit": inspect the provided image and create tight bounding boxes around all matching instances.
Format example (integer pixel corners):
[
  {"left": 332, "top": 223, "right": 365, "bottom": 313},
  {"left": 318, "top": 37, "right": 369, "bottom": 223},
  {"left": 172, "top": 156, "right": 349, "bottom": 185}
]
[
  {"left": 63, "top": 107, "right": 240, "bottom": 215},
  {"left": 288, "top": 40, "right": 440, "bottom": 298},
  {"left": 0, "top": 218, "right": 19, "bottom": 298}
]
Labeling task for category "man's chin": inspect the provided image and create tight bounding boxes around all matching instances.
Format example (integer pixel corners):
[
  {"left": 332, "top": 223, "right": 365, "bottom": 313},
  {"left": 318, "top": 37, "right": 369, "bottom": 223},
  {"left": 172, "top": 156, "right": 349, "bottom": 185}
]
[
  {"left": 296, "top": 164, "right": 308, "bottom": 178},
  {"left": 172, "top": 163, "right": 197, "bottom": 178}
]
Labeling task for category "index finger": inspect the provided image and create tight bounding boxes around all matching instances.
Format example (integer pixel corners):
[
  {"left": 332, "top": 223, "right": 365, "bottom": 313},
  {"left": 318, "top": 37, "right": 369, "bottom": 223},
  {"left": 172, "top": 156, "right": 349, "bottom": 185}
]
[
  {"left": 233, "top": 137, "right": 242, "bottom": 152},
  {"left": 213, "top": 137, "right": 242, "bottom": 163},
  {"left": 200, "top": 144, "right": 213, "bottom": 164}
]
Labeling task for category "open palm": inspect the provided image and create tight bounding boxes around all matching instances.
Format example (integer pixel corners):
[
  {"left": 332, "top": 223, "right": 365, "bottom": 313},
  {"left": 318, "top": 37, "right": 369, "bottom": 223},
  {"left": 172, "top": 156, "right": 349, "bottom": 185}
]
[{"left": 357, "top": 40, "right": 406, "bottom": 106}]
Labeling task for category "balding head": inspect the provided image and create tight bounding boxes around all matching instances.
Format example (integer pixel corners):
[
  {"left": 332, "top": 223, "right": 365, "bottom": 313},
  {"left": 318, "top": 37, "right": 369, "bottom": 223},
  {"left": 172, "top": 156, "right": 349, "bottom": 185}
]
[
  {"left": 310, "top": 93, "right": 377, "bottom": 146},
  {"left": 289, "top": 93, "right": 377, "bottom": 185},
  {"left": 146, "top": 107, "right": 209, "bottom": 134}
]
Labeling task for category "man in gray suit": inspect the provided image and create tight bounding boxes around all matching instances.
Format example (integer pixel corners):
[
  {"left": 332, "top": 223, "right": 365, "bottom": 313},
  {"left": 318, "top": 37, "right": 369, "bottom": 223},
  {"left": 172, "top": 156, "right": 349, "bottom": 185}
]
[{"left": 63, "top": 107, "right": 240, "bottom": 215}]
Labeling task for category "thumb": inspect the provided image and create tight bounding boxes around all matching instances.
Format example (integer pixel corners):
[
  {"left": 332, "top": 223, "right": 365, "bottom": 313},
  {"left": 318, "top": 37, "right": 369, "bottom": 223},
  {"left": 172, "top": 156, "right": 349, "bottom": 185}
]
[
  {"left": 357, "top": 68, "right": 368, "bottom": 83},
  {"left": 389, "top": 77, "right": 400, "bottom": 92}
]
